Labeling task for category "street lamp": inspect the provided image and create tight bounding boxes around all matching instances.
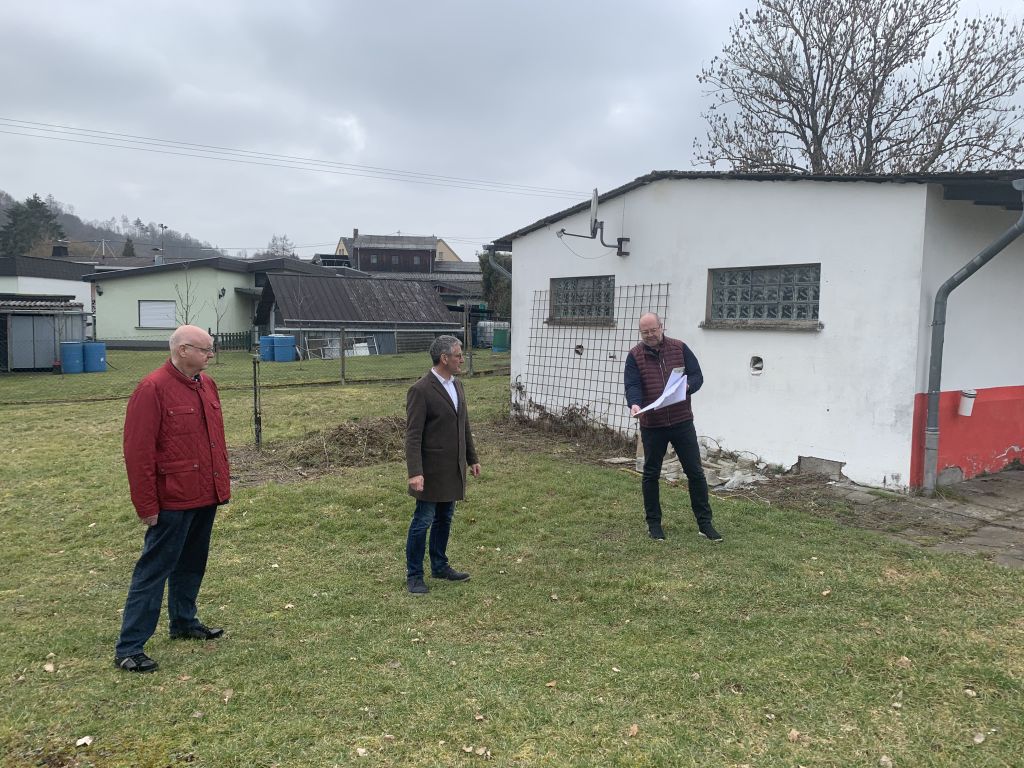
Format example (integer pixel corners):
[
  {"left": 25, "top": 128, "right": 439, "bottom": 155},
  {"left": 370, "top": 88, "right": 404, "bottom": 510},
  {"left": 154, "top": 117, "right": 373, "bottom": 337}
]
[{"left": 159, "top": 223, "right": 168, "bottom": 256}]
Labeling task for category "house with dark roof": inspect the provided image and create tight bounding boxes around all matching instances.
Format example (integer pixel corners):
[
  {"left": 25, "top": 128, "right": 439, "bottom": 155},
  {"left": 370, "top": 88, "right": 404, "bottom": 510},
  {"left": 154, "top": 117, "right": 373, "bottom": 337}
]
[
  {"left": 492, "top": 170, "right": 1024, "bottom": 490},
  {"left": 314, "top": 230, "right": 484, "bottom": 305},
  {"left": 82, "top": 256, "right": 337, "bottom": 347},
  {"left": 255, "top": 273, "right": 462, "bottom": 357},
  {"left": 0, "top": 255, "right": 97, "bottom": 341}
]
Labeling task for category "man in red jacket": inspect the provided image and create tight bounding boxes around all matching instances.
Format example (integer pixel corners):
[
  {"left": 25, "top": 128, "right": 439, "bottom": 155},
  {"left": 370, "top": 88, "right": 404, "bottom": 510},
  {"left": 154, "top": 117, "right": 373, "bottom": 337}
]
[{"left": 114, "top": 325, "right": 231, "bottom": 673}]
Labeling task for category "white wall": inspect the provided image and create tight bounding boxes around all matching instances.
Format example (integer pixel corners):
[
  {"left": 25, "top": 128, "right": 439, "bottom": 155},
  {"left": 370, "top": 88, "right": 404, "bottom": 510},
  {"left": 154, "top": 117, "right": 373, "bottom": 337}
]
[
  {"left": 917, "top": 187, "right": 1024, "bottom": 392},
  {"left": 511, "top": 178, "right": 929, "bottom": 487},
  {"left": 0, "top": 275, "right": 91, "bottom": 307}
]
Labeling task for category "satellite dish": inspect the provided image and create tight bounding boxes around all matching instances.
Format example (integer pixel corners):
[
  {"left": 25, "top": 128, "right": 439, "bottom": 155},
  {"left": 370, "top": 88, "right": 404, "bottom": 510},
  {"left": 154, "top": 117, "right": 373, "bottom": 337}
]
[{"left": 589, "top": 188, "right": 599, "bottom": 237}]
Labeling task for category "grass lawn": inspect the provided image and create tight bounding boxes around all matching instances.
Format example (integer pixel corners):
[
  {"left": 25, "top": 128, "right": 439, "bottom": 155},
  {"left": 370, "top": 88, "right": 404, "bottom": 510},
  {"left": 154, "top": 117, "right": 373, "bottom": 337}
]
[{"left": 1, "top": 376, "right": 1021, "bottom": 767}]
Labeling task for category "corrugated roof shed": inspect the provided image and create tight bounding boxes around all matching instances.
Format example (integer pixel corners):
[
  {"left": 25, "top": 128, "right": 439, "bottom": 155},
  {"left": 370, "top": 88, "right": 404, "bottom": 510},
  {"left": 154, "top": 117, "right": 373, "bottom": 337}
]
[
  {"left": 0, "top": 293, "right": 85, "bottom": 312},
  {"left": 258, "top": 274, "right": 460, "bottom": 328}
]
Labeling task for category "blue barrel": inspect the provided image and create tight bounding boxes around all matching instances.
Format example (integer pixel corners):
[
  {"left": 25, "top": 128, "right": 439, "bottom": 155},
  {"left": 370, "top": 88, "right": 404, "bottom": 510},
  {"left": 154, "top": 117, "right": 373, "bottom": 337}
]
[
  {"left": 59, "top": 341, "right": 84, "bottom": 374},
  {"left": 83, "top": 341, "right": 107, "bottom": 372},
  {"left": 273, "top": 334, "right": 296, "bottom": 362},
  {"left": 259, "top": 335, "right": 274, "bottom": 361},
  {"left": 492, "top": 327, "right": 510, "bottom": 353}
]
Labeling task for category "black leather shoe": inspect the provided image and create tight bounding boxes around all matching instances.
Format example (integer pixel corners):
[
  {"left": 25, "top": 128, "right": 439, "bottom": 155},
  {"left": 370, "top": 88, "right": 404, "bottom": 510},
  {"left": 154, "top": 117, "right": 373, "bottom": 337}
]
[
  {"left": 407, "top": 576, "right": 429, "bottom": 594},
  {"left": 432, "top": 566, "right": 470, "bottom": 581},
  {"left": 169, "top": 623, "right": 225, "bottom": 640},
  {"left": 115, "top": 652, "right": 158, "bottom": 673},
  {"left": 648, "top": 523, "right": 666, "bottom": 540}
]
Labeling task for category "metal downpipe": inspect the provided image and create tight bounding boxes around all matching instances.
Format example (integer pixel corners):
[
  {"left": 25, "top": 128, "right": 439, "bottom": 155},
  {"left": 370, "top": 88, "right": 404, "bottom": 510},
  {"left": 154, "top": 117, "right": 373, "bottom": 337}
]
[{"left": 923, "top": 179, "right": 1024, "bottom": 493}]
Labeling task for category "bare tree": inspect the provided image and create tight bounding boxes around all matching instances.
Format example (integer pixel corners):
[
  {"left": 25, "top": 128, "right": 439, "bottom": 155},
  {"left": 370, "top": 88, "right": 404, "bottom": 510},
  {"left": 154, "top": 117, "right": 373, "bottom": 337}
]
[
  {"left": 695, "top": 0, "right": 1024, "bottom": 173},
  {"left": 175, "top": 264, "right": 209, "bottom": 325}
]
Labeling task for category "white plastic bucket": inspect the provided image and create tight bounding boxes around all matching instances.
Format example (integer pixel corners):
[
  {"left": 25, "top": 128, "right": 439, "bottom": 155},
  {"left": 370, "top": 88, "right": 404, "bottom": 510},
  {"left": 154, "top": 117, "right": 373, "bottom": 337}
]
[{"left": 958, "top": 389, "right": 976, "bottom": 417}]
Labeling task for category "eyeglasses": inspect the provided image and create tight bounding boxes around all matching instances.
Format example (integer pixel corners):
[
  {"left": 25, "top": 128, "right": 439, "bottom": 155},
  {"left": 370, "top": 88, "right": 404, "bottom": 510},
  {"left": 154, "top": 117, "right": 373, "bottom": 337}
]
[
  {"left": 183, "top": 343, "right": 215, "bottom": 355},
  {"left": 640, "top": 327, "right": 662, "bottom": 336}
]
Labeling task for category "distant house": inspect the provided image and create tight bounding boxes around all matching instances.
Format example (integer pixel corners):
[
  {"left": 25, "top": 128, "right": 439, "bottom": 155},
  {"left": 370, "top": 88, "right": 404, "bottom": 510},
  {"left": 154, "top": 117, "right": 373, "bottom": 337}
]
[
  {"left": 325, "top": 229, "right": 463, "bottom": 270},
  {"left": 314, "top": 230, "right": 484, "bottom": 304},
  {"left": 492, "top": 170, "right": 1024, "bottom": 490},
  {"left": 255, "top": 273, "right": 462, "bottom": 357},
  {"left": 83, "top": 257, "right": 337, "bottom": 347}
]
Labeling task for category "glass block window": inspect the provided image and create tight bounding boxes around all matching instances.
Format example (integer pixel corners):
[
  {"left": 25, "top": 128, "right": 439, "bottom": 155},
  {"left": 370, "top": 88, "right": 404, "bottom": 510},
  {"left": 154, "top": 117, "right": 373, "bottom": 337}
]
[
  {"left": 709, "top": 264, "right": 820, "bottom": 323},
  {"left": 549, "top": 275, "right": 615, "bottom": 324}
]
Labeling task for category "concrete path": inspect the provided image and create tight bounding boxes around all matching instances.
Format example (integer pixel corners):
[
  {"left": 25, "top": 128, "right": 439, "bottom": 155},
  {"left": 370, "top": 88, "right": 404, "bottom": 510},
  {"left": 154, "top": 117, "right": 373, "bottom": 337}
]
[{"left": 829, "top": 466, "right": 1024, "bottom": 568}]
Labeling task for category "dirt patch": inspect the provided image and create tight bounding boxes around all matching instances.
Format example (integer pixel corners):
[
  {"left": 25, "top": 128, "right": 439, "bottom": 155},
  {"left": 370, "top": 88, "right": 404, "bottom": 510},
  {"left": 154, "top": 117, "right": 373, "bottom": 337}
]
[{"left": 230, "top": 416, "right": 406, "bottom": 487}]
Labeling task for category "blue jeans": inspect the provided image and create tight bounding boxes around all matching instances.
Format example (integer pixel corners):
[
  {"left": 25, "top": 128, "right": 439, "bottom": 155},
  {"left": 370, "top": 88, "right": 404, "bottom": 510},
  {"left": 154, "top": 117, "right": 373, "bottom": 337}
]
[
  {"left": 405, "top": 500, "right": 455, "bottom": 578},
  {"left": 115, "top": 505, "right": 217, "bottom": 657},
  {"left": 640, "top": 420, "right": 713, "bottom": 527}
]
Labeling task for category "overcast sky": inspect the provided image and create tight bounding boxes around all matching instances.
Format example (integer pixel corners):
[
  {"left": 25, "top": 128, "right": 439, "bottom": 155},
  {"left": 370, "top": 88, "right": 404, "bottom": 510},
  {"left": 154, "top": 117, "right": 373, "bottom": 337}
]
[{"left": 0, "top": 0, "right": 1018, "bottom": 259}]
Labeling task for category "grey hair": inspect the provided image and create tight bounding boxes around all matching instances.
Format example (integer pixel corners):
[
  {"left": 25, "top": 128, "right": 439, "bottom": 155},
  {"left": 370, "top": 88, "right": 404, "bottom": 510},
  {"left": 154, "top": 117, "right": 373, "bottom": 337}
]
[{"left": 430, "top": 334, "right": 461, "bottom": 364}]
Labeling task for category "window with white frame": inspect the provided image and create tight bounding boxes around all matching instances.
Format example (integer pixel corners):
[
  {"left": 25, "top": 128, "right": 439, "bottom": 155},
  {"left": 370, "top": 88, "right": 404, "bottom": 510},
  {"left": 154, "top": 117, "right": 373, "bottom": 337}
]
[
  {"left": 138, "top": 300, "right": 177, "bottom": 328},
  {"left": 549, "top": 275, "right": 615, "bottom": 325},
  {"left": 707, "top": 264, "right": 820, "bottom": 327}
]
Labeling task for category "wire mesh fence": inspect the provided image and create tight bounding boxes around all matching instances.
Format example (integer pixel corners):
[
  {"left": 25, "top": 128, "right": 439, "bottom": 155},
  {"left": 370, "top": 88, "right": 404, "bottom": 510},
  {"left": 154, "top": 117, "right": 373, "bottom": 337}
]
[
  {"left": 0, "top": 321, "right": 511, "bottom": 406},
  {"left": 514, "top": 283, "right": 669, "bottom": 438}
]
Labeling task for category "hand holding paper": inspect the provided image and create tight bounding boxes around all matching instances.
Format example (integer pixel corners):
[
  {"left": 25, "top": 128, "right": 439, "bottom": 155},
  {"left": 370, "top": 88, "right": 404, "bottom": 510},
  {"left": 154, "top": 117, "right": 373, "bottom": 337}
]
[{"left": 634, "top": 368, "right": 688, "bottom": 416}]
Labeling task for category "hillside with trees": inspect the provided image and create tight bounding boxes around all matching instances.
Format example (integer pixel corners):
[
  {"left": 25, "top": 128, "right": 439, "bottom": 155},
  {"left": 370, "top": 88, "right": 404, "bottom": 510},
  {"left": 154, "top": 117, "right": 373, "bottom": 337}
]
[{"left": 0, "top": 188, "right": 224, "bottom": 261}]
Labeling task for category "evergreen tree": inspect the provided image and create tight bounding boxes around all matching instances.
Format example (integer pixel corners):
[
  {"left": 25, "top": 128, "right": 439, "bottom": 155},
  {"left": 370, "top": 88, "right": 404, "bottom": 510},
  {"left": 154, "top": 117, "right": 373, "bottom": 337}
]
[
  {"left": 0, "top": 194, "right": 65, "bottom": 256},
  {"left": 121, "top": 237, "right": 136, "bottom": 259}
]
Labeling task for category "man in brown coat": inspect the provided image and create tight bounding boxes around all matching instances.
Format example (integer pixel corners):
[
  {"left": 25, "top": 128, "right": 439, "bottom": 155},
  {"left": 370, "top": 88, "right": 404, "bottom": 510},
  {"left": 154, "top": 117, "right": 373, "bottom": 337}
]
[{"left": 404, "top": 334, "right": 481, "bottom": 594}]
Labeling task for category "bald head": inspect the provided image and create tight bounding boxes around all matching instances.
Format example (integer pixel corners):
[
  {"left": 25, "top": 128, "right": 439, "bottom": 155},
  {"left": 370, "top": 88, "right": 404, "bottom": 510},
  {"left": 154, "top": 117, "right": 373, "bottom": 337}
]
[
  {"left": 638, "top": 312, "right": 664, "bottom": 348},
  {"left": 169, "top": 325, "right": 214, "bottom": 376}
]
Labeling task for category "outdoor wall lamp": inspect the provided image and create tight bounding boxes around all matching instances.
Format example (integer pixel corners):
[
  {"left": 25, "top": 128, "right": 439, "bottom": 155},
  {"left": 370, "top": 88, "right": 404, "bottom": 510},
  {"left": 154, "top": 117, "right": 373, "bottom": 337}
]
[
  {"left": 95, "top": 285, "right": 103, "bottom": 296},
  {"left": 556, "top": 188, "right": 630, "bottom": 257},
  {"left": 218, "top": 287, "right": 227, "bottom": 298}
]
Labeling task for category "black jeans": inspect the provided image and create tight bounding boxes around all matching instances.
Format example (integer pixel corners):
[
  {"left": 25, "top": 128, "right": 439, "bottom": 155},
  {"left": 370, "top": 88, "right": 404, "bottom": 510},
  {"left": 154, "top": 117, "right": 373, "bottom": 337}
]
[{"left": 640, "top": 420, "right": 713, "bottom": 527}]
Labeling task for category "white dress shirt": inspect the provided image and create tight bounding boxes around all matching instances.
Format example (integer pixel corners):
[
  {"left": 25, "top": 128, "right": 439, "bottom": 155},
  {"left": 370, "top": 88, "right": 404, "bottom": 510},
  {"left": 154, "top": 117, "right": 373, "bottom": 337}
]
[{"left": 431, "top": 368, "right": 459, "bottom": 411}]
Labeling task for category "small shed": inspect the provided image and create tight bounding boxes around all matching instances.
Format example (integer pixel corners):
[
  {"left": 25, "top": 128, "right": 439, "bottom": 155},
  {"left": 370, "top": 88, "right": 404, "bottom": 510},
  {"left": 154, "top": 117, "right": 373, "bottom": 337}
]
[
  {"left": 0, "top": 294, "right": 89, "bottom": 372},
  {"left": 255, "top": 274, "right": 462, "bottom": 357}
]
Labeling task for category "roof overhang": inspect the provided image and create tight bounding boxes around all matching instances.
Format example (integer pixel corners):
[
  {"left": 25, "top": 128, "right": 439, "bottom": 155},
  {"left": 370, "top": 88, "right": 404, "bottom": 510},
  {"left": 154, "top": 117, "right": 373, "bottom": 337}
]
[{"left": 489, "top": 170, "right": 1024, "bottom": 250}]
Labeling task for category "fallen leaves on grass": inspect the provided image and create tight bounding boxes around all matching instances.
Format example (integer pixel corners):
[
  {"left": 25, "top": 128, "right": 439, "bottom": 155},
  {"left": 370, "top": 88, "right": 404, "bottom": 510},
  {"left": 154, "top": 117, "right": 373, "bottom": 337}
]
[
  {"left": 821, "top": 589, "right": 832, "bottom": 598},
  {"left": 963, "top": 687, "right": 978, "bottom": 698},
  {"left": 973, "top": 732, "right": 986, "bottom": 744},
  {"left": 75, "top": 736, "right": 93, "bottom": 747},
  {"left": 545, "top": 680, "right": 557, "bottom": 688},
  {"left": 788, "top": 728, "right": 801, "bottom": 743},
  {"left": 895, "top": 656, "right": 912, "bottom": 669},
  {"left": 43, "top": 662, "right": 55, "bottom": 673},
  {"left": 628, "top": 724, "right": 639, "bottom": 738},
  {"left": 356, "top": 747, "right": 369, "bottom": 757}
]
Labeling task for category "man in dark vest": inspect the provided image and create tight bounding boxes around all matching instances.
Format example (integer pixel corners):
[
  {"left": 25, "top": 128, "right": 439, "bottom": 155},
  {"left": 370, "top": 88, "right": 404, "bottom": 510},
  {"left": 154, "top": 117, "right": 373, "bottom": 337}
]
[
  {"left": 624, "top": 312, "right": 721, "bottom": 542},
  {"left": 404, "top": 334, "right": 481, "bottom": 594}
]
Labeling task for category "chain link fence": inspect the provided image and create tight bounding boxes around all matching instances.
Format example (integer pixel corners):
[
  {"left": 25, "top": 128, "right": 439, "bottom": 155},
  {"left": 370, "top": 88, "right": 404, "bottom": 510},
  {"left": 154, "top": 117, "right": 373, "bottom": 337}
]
[{"left": 0, "top": 319, "right": 511, "bottom": 406}]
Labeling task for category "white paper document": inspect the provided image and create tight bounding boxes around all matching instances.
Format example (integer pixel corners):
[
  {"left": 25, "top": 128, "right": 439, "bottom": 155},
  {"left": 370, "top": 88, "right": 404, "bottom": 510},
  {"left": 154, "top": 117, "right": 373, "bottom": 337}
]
[{"left": 635, "top": 368, "right": 688, "bottom": 415}]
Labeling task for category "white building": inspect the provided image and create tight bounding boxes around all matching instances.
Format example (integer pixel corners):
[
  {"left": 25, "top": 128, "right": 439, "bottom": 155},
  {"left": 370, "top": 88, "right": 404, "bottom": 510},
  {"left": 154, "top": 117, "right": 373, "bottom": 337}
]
[{"left": 492, "top": 171, "right": 1024, "bottom": 490}]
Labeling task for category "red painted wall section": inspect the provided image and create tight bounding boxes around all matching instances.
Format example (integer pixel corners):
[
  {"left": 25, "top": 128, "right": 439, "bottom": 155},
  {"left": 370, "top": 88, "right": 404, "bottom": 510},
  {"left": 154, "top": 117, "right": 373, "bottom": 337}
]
[{"left": 910, "top": 385, "right": 1024, "bottom": 487}]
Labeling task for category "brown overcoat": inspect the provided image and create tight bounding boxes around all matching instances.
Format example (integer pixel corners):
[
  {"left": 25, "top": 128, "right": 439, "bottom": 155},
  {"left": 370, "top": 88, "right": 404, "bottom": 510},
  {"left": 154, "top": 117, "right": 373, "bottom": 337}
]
[{"left": 405, "top": 370, "right": 478, "bottom": 502}]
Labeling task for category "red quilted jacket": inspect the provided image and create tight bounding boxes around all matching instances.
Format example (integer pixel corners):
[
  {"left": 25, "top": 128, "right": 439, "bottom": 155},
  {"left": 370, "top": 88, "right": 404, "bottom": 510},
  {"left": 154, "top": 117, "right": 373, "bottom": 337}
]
[{"left": 123, "top": 360, "right": 231, "bottom": 519}]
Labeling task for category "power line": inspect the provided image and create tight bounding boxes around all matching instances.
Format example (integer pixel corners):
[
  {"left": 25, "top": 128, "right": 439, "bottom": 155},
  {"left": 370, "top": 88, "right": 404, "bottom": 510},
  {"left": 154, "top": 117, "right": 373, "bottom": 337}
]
[{"left": 0, "top": 117, "right": 587, "bottom": 199}]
